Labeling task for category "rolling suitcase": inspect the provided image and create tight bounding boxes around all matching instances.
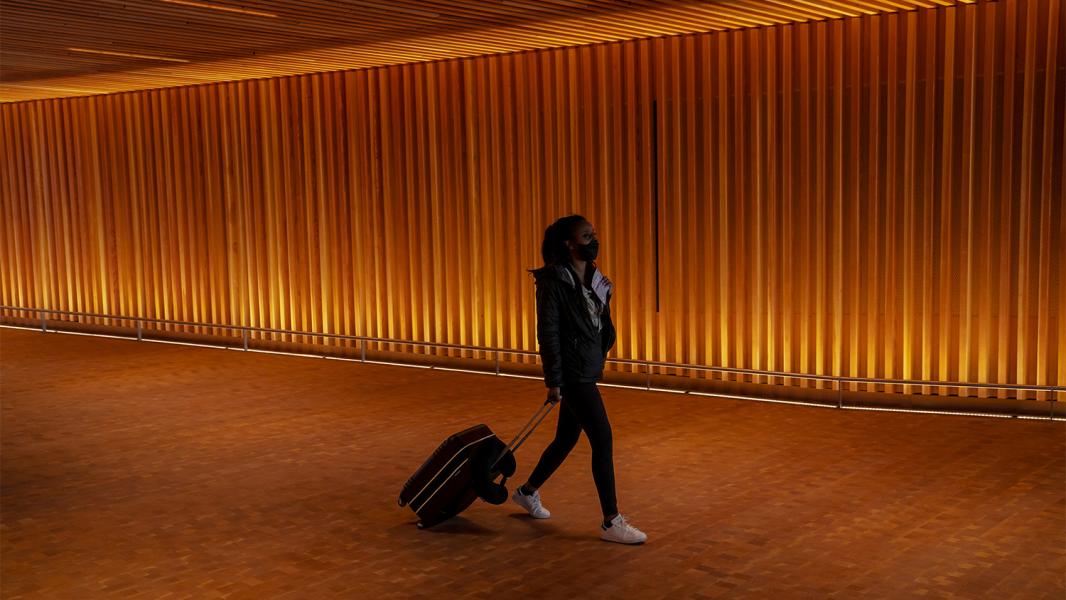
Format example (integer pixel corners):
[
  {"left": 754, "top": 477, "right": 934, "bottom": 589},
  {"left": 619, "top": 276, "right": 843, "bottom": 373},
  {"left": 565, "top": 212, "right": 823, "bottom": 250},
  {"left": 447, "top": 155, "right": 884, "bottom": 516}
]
[{"left": 398, "top": 400, "right": 556, "bottom": 528}]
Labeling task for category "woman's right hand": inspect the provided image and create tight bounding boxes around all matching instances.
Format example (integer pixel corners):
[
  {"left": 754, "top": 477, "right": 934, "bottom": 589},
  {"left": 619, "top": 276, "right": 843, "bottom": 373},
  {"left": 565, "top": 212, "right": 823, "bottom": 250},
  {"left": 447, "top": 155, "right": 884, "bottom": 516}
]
[{"left": 546, "top": 387, "right": 563, "bottom": 405}]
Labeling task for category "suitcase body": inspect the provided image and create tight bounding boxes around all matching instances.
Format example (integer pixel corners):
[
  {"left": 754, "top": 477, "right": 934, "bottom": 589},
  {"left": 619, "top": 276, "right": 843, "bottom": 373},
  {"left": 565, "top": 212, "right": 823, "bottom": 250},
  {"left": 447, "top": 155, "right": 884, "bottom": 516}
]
[
  {"left": 398, "top": 424, "right": 502, "bottom": 528},
  {"left": 398, "top": 401, "right": 554, "bottom": 529}
]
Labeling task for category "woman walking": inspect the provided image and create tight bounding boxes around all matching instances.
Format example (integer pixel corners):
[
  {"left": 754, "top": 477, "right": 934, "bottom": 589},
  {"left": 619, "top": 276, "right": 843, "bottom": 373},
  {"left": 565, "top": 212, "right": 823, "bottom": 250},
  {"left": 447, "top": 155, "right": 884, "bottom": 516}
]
[{"left": 511, "top": 215, "right": 647, "bottom": 545}]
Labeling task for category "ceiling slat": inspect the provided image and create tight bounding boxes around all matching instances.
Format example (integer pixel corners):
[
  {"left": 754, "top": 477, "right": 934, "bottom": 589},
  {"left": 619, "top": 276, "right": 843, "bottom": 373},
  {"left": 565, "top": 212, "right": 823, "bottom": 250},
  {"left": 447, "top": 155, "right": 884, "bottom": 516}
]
[{"left": 1, "top": 0, "right": 986, "bottom": 102}]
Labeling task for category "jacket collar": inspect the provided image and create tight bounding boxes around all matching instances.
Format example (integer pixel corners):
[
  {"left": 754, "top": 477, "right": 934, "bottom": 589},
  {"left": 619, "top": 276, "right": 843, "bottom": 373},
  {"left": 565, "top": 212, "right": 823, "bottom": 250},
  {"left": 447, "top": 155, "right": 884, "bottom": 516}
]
[{"left": 554, "top": 263, "right": 611, "bottom": 306}]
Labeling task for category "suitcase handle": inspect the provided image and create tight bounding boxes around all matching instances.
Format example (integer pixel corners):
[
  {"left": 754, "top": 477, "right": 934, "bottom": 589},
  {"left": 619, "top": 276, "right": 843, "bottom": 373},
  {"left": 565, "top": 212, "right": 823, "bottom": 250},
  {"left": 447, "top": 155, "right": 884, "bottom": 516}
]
[{"left": 490, "top": 397, "right": 556, "bottom": 471}]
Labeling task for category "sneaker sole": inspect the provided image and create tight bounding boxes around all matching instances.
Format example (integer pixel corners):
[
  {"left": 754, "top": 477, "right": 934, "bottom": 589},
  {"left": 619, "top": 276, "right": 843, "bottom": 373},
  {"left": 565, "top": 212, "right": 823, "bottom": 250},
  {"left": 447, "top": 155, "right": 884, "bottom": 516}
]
[
  {"left": 600, "top": 536, "right": 646, "bottom": 545},
  {"left": 511, "top": 498, "right": 550, "bottom": 519}
]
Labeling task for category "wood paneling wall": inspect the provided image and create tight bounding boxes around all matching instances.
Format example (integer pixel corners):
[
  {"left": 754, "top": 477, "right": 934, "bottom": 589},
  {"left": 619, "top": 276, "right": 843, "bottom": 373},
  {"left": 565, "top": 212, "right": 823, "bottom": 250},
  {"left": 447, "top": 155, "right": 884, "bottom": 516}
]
[{"left": 1, "top": 0, "right": 1062, "bottom": 401}]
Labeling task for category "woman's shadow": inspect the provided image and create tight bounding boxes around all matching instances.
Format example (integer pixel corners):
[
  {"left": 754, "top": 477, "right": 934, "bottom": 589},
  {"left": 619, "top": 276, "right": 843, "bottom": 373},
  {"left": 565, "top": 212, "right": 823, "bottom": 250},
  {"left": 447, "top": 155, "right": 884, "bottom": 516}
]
[{"left": 392, "top": 509, "right": 563, "bottom": 538}]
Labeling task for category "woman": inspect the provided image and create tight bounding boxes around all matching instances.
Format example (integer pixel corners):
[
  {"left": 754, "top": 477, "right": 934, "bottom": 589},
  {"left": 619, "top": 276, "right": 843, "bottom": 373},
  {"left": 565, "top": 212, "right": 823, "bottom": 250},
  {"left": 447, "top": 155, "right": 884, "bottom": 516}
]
[{"left": 511, "top": 214, "right": 647, "bottom": 545}]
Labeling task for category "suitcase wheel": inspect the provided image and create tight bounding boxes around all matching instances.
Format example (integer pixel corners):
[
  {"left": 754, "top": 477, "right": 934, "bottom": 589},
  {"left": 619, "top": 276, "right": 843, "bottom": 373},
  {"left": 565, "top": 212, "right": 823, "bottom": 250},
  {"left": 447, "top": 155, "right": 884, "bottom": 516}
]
[
  {"left": 417, "top": 522, "right": 425, "bottom": 529},
  {"left": 398, "top": 496, "right": 406, "bottom": 507}
]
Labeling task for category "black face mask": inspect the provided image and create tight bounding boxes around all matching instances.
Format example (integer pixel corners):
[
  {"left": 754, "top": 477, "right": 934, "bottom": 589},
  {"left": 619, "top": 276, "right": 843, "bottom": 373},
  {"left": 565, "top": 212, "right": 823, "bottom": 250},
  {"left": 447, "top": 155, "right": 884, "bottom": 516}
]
[{"left": 576, "top": 239, "right": 599, "bottom": 262}]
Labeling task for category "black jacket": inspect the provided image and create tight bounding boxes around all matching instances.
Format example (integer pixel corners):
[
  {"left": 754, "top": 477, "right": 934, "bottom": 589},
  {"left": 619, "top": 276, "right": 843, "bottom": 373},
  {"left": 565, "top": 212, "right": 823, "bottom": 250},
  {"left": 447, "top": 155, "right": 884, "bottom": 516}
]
[{"left": 533, "top": 263, "right": 617, "bottom": 388}]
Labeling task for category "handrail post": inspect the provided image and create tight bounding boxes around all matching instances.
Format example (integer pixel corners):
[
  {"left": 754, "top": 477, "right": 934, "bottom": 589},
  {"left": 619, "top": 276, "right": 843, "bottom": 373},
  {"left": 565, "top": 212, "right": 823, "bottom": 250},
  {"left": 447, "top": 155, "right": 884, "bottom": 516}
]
[
  {"left": 137, "top": 320, "right": 143, "bottom": 341},
  {"left": 360, "top": 338, "right": 366, "bottom": 362},
  {"left": 40, "top": 310, "right": 46, "bottom": 332},
  {"left": 646, "top": 362, "right": 651, "bottom": 390},
  {"left": 837, "top": 377, "right": 843, "bottom": 409},
  {"left": 242, "top": 329, "right": 248, "bottom": 351},
  {"left": 495, "top": 350, "right": 500, "bottom": 376}
]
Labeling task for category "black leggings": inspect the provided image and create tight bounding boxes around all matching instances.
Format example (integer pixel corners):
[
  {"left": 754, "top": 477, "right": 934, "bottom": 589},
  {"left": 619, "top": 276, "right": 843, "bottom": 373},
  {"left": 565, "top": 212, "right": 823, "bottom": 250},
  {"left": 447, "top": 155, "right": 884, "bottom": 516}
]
[{"left": 526, "top": 382, "right": 617, "bottom": 517}]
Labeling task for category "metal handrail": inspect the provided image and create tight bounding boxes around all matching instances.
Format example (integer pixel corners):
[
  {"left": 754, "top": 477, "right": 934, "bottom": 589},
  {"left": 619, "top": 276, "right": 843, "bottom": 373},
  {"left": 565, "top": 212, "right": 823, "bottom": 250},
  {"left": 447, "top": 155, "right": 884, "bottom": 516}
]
[{"left": 1, "top": 305, "right": 1061, "bottom": 396}]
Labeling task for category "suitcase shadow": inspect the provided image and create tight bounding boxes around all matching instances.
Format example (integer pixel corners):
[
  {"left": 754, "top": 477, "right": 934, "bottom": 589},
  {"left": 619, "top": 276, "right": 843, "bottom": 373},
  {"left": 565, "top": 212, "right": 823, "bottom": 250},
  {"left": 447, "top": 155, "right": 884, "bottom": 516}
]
[{"left": 416, "top": 516, "right": 497, "bottom": 536}]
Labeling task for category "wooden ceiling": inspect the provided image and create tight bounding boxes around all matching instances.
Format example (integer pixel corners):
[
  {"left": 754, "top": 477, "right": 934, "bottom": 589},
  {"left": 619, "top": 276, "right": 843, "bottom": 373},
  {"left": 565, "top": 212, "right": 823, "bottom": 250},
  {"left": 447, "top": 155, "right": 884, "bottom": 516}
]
[{"left": 2, "top": 0, "right": 978, "bottom": 102}]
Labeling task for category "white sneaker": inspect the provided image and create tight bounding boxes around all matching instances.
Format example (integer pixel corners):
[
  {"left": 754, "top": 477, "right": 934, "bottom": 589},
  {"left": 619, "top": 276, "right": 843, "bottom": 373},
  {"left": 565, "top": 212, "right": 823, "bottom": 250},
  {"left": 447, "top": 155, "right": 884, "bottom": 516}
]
[
  {"left": 600, "top": 514, "right": 647, "bottom": 545},
  {"left": 511, "top": 488, "right": 550, "bottom": 519}
]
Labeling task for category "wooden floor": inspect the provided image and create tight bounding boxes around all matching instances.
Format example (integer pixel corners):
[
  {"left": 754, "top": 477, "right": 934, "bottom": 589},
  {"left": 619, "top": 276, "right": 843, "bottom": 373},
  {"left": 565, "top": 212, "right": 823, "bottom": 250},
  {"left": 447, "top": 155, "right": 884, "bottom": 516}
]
[{"left": 1, "top": 326, "right": 1063, "bottom": 600}]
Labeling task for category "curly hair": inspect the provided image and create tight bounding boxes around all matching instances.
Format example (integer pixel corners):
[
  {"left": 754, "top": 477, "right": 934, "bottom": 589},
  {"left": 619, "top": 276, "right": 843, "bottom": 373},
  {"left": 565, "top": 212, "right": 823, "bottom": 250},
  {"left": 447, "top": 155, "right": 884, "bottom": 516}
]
[{"left": 537, "top": 214, "right": 588, "bottom": 267}]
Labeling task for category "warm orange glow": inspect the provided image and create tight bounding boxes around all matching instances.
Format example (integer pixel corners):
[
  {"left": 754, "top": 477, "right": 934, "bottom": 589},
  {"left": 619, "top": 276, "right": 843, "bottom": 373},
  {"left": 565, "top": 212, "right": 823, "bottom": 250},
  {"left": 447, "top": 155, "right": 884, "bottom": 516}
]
[
  {"left": 160, "top": 0, "right": 277, "bottom": 18},
  {"left": 67, "top": 47, "right": 189, "bottom": 63},
  {"left": 1, "top": 0, "right": 982, "bottom": 102},
  {"left": 0, "top": 0, "right": 1061, "bottom": 403}
]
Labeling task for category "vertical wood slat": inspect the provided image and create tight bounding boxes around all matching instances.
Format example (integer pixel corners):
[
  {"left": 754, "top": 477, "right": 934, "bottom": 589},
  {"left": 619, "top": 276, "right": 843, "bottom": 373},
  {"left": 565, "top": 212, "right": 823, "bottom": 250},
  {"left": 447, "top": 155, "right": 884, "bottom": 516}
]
[{"left": 0, "top": 0, "right": 1061, "bottom": 400}]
